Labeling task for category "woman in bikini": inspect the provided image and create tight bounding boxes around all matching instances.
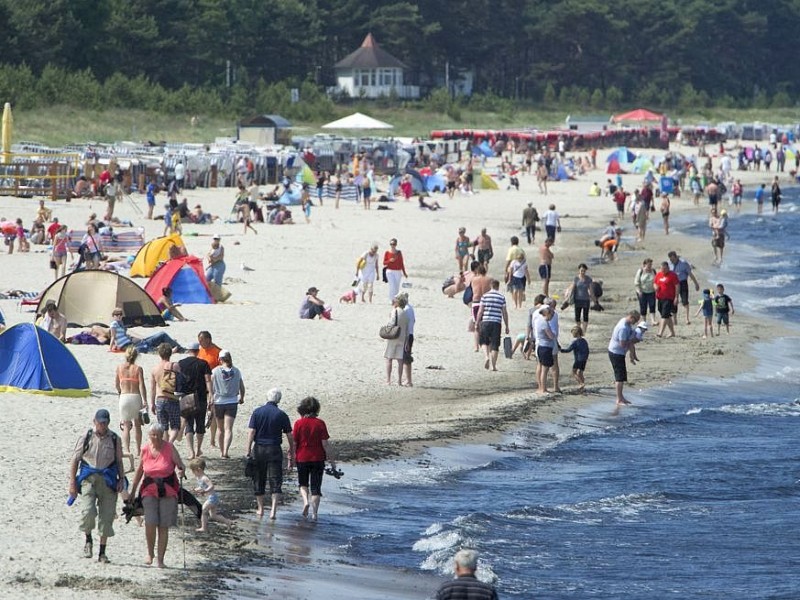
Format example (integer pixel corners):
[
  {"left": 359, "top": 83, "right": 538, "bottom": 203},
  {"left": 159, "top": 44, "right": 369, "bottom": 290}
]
[{"left": 115, "top": 346, "right": 148, "bottom": 456}]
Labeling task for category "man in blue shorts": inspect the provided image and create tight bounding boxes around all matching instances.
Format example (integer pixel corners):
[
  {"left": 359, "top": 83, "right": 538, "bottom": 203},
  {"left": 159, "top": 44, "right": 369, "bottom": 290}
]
[
  {"left": 146, "top": 178, "right": 158, "bottom": 220},
  {"left": 538, "top": 237, "right": 554, "bottom": 297}
]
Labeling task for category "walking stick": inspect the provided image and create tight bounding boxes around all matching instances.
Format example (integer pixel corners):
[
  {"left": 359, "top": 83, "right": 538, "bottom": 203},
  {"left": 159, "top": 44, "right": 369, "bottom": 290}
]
[{"left": 179, "top": 473, "right": 186, "bottom": 571}]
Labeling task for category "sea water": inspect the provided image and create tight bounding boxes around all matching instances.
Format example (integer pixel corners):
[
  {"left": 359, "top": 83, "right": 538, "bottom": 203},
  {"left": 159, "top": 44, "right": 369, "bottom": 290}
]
[{"left": 226, "top": 192, "right": 800, "bottom": 599}]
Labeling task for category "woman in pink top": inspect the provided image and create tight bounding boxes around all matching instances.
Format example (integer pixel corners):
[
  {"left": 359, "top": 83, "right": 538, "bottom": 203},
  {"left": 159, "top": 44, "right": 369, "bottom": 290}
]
[
  {"left": 129, "top": 424, "right": 185, "bottom": 568},
  {"left": 52, "top": 225, "right": 69, "bottom": 279}
]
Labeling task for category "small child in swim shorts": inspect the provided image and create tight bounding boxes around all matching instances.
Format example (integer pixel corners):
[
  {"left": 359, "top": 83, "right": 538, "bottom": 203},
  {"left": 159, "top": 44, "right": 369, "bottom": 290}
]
[
  {"left": 190, "top": 458, "right": 234, "bottom": 533},
  {"left": 560, "top": 326, "right": 589, "bottom": 391}
]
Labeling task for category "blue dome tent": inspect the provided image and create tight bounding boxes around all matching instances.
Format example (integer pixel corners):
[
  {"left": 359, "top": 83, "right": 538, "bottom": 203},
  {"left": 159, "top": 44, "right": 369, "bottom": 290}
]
[{"left": 0, "top": 324, "right": 90, "bottom": 397}]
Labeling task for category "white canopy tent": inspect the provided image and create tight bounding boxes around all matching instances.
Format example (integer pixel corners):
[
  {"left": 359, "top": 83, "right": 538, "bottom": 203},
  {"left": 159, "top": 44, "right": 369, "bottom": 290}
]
[{"left": 322, "top": 112, "right": 394, "bottom": 130}]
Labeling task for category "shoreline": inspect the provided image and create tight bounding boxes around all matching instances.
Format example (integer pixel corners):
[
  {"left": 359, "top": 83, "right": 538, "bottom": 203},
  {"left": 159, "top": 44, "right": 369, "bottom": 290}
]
[
  {"left": 0, "top": 143, "right": 792, "bottom": 598},
  {"left": 201, "top": 218, "right": 794, "bottom": 598}
]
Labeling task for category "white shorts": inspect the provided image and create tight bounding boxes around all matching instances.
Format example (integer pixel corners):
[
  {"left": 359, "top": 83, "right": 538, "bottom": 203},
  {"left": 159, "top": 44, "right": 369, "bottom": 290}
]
[{"left": 119, "top": 393, "right": 143, "bottom": 422}]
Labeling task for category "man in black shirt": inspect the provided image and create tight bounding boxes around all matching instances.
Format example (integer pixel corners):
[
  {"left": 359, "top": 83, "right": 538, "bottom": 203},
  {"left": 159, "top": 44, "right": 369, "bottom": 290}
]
[
  {"left": 436, "top": 549, "right": 499, "bottom": 600},
  {"left": 179, "top": 342, "right": 212, "bottom": 459}
]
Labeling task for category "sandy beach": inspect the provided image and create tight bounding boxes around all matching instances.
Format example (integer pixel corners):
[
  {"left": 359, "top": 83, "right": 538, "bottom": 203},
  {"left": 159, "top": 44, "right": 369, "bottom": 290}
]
[{"left": 0, "top": 142, "right": 790, "bottom": 598}]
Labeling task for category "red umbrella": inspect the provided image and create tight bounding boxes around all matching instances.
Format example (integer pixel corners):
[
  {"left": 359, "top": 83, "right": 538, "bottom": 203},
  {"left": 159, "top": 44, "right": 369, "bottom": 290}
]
[{"left": 612, "top": 108, "right": 663, "bottom": 123}]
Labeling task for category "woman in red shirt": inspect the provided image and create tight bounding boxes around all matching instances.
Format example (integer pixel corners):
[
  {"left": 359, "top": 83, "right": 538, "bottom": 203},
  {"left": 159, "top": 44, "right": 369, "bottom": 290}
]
[
  {"left": 292, "top": 396, "right": 336, "bottom": 522},
  {"left": 129, "top": 424, "right": 185, "bottom": 568},
  {"left": 383, "top": 238, "right": 408, "bottom": 302}
]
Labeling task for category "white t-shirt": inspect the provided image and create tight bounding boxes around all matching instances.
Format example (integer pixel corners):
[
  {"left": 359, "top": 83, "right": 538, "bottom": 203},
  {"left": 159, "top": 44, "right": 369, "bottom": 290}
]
[
  {"left": 608, "top": 318, "right": 632, "bottom": 355},
  {"left": 535, "top": 313, "right": 555, "bottom": 348},
  {"left": 404, "top": 304, "right": 416, "bottom": 336},
  {"left": 510, "top": 259, "right": 527, "bottom": 279},
  {"left": 544, "top": 210, "right": 560, "bottom": 227},
  {"left": 549, "top": 308, "right": 560, "bottom": 339},
  {"left": 174, "top": 163, "right": 185, "bottom": 180}
]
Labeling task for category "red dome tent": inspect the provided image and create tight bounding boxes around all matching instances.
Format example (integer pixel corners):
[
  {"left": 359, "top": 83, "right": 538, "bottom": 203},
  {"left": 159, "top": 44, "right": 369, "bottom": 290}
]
[{"left": 145, "top": 255, "right": 215, "bottom": 305}]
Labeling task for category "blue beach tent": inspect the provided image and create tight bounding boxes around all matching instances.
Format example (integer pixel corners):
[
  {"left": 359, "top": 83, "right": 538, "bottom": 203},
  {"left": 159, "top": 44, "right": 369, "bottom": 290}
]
[{"left": 0, "top": 324, "right": 90, "bottom": 397}]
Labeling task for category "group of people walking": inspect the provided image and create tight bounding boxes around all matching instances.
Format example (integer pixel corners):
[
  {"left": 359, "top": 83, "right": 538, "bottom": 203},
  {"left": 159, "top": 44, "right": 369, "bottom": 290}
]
[{"left": 70, "top": 325, "right": 337, "bottom": 567}]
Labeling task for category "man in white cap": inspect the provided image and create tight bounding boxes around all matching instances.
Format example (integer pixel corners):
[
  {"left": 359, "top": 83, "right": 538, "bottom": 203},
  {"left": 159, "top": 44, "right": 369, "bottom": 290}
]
[
  {"left": 67, "top": 409, "right": 123, "bottom": 564},
  {"left": 205, "top": 234, "right": 225, "bottom": 286},
  {"left": 246, "top": 388, "right": 295, "bottom": 519}
]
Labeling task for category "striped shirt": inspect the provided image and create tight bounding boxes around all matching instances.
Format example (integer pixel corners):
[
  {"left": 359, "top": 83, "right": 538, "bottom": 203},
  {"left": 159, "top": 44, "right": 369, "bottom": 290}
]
[
  {"left": 110, "top": 320, "right": 132, "bottom": 349},
  {"left": 478, "top": 290, "right": 506, "bottom": 324}
]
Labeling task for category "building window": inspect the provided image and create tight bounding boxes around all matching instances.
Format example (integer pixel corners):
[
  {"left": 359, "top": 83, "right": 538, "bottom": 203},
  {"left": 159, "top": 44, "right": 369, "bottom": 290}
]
[{"left": 381, "top": 69, "right": 393, "bottom": 86}]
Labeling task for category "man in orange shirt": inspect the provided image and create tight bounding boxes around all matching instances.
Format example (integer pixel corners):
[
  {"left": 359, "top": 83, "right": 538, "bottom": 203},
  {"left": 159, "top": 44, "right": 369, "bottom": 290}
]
[{"left": 197, "top": 331, "right": 222, "bottom": 446}]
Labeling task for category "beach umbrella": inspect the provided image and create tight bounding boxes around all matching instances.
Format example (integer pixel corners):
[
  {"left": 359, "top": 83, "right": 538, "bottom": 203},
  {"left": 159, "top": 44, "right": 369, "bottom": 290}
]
[
  {"left": 321, "top": 112, "right": 393, "bottom": 130},
  {"left": 1, "top": 102, "right": 11, "bottom": 165}
]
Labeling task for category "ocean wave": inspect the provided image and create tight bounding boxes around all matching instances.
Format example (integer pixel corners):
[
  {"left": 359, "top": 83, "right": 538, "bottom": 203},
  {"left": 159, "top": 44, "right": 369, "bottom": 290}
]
[
  {"left": 412, "top": 529, "right": 462, "bottom": 553},
  {"left": 741, "top": 292, "right": 800, "bottom": 309},
  {"left": 712, "top": 402, "right": 800, "bottom": 417},
  {"left": 555, "top": 492, "right": 682, "bottom": 521},
  {"left": 736, "top": 274, "right": 798, "bottom": 288}
]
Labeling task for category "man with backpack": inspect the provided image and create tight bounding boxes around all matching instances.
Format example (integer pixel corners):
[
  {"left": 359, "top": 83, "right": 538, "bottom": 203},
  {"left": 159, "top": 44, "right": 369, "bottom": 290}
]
[
  {"left": 150, "top": 343, "right": 182, "bottom": 442},
  {"left": 178, "top": 342, "right": 213, "bottom": 459},
  {"left": 67, "top": 409, "right": 123, "bottom": 563}
]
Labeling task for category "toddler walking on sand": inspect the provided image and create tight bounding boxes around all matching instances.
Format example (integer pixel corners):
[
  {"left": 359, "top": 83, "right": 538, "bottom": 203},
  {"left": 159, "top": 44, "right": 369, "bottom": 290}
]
[
  {"left": 189, "top": 458, "right": 233, "bottom": 532},
  {"left": 560, "top": 326, "right": 589, "bottom": 391},
  {"left": 695, "top": 288, "right": 715, "bottom": 338}
]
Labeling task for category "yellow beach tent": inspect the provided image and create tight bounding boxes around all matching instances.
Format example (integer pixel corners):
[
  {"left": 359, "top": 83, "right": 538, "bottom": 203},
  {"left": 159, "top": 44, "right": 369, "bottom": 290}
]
[
  {"left": 480, "top": 172, "right": 499, "bottom": 190},
  {"left": 130, "top": 234, "right": 186, "bottom": 277}
]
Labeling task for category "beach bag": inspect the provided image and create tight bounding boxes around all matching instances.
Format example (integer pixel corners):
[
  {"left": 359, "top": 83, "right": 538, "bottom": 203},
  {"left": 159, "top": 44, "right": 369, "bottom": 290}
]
[
  {"left": 462, "top": 284, "right": 474, "bottom": 305},
  {"left": 379, "top": 310, "right": 401, "bottom": 340},
  {"left": 244, "top": 455, "right": 255, "bottom": 479},
  {"left": 179, "top": 393, "right": 197, "bottom": 418}
]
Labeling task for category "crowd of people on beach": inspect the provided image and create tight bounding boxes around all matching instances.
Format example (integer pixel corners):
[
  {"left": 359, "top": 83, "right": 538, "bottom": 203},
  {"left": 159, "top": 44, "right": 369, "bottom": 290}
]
[{"left": 5, "top": 135, "right": 781, "bottom": 597}]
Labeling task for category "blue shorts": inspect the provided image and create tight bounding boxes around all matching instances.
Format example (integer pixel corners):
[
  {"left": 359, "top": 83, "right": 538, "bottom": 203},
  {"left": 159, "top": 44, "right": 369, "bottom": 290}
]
[
  {"left": 510, "top": 276, "right": 526, "bottom": 290},
  {"left": 537, "top": 345, "right": 554, "bottom": 367},
  {"left": 716, "top": 312, "right": 730, "bottom": 325},
  {"left": 538, "top": 264, "right": 551, "bottom": 280}
]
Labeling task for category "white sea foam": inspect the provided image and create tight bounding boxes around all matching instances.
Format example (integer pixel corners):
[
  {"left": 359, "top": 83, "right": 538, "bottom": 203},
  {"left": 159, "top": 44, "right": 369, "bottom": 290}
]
[
  {"left": 714, "top": 402, "right": 800, "bottom": 417},
  {"left": 742, "top": 292, "right": 800, "bottom": 309},
  {"left": 422, "top": 522, "right": 443, "bottom": 536},
  {"left": 412, "top": 529, "right": 461, "bottom": 553},
  {"left": 556, "top": 492, "right": 684, "bottom": 521},
  {"left": 738, "top": 274, "right": 798, "bottom": 288}
]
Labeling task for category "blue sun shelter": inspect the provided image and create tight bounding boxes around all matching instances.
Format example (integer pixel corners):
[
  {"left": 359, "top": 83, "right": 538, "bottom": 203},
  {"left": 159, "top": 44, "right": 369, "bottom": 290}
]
[{"left": 0, "top": 324, "right": 90, "bottom": 397}]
